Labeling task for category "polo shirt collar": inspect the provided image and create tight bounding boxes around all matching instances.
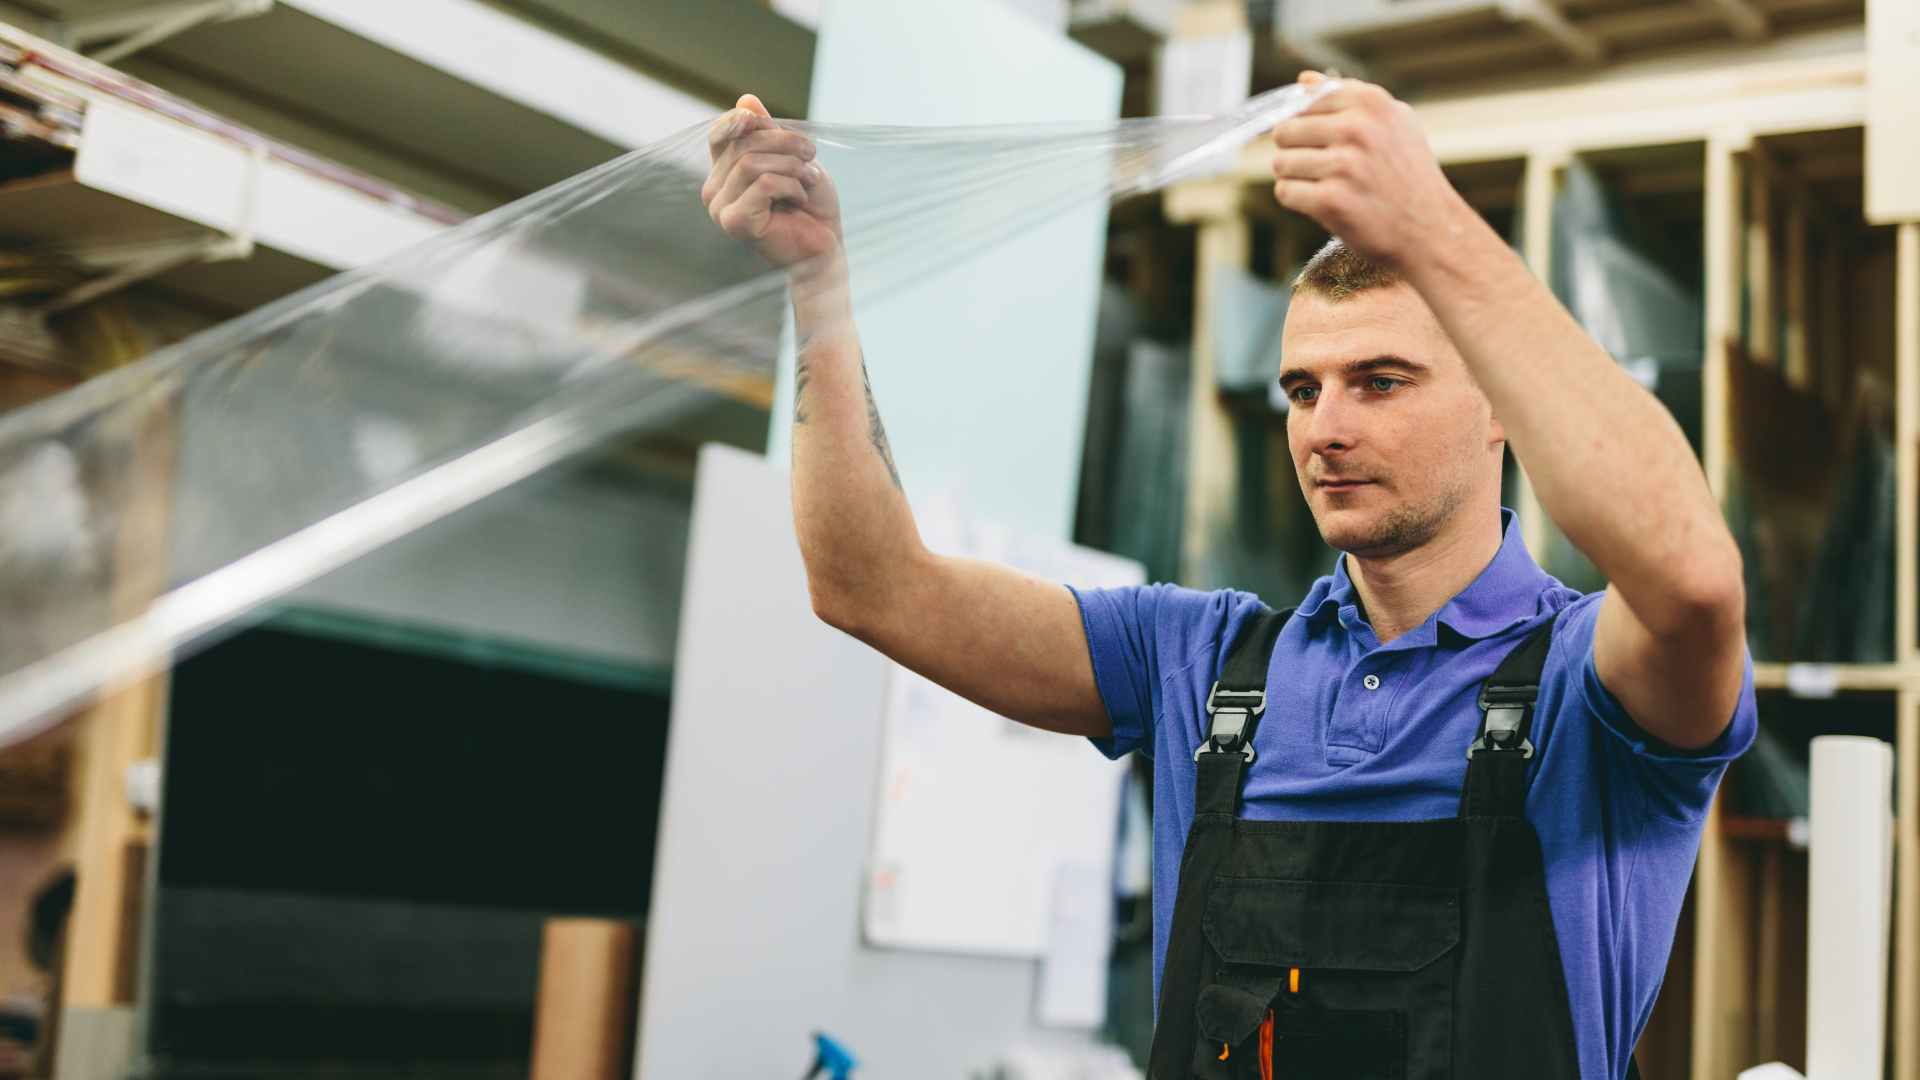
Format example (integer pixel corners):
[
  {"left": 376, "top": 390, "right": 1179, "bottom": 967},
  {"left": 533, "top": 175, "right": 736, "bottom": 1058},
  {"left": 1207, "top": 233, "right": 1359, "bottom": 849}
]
[{"left": 1300, "top": 509, "right": 1556, "bottom": 643}]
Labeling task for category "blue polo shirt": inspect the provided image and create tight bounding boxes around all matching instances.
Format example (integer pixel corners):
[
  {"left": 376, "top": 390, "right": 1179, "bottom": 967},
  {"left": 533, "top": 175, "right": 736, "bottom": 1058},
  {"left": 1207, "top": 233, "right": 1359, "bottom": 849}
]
[{"left": 1070, "top": 510, "right": 1755, "bottom": 1080}]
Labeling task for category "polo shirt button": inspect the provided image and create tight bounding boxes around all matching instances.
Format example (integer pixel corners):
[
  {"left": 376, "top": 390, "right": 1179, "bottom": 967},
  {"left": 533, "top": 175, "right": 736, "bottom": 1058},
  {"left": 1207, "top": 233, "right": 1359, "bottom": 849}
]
[{"left": 1363, "top": 675, "right": 1380, "bottom": 690}]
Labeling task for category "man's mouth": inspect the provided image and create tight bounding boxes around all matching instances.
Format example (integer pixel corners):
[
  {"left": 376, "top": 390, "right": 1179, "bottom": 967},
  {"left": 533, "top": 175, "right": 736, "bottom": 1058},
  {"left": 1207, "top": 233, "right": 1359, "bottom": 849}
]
[{"left": 1315, "top": 478, "right": 1376, "bottom": 494}]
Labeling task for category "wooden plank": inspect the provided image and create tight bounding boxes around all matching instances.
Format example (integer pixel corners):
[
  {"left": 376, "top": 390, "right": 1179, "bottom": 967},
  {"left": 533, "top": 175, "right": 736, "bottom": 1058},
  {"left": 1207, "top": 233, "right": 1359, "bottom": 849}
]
[
  {"left": 1693, "top": 792, "right": 1757, "bottom": 1080},
  {"left": 1865, "top": 0, "right": 1920, "bottom": 223},
  {"left": 1720, "top": 815, "right": 1798, "bottom": 842},
  {"left": 57, "top": 356, "right": 174, "bottom": 1079},
  {"left": 112, "top": 841, "right": 146, "bottom": 1004},
  {"left": 1228, "top": 53, "right": 1870, "bottom": 181},
  {"left": 59, "top": 678, "right": 160, "bottom": 1009},
  {"left": 531, "top": 918, "right": 640, "bottom": 1080},
  {"left": 1753, "top": 842, "right": 1783, "bottom": 1065},
  {"left": 1516, "top": 148, "right": 1565, "bottom": 563},
  {"left": 1173, "top": 0, "right": 1247, "bottom": 36},
  {"left": 1896, "top": 234, "right": 1920, "bottom": 1080},
  {"left": 1702, "top": 133, "right": 1746, "bottom": 504},
  {"left": 1783, "top": 194, "right": 1808, "bottom": 390},
  {"left": 1898, "top": 222, "right": 1919, "bottom": 668},
  {"left": 1751, "top": 663, "right": 1906, "bottom": 692},
  {"left": 1164, "top": 178, "right": 1242, "bottom": 227},
  {"left": 1746, "top": 147, "right": 1774, "bottom": 366},
  {"left": 1581, "top": 1, "right": 1724, "bottom": 41},
  {"left": 1417, "top": 54, "right": 1865, "bottom": 165},
  {"left": 1175, "top": 200, "right": 1249, "bottom": 589},
  {"left": 1693, "top": 129, "right": 1752, "bottom": 1080}
]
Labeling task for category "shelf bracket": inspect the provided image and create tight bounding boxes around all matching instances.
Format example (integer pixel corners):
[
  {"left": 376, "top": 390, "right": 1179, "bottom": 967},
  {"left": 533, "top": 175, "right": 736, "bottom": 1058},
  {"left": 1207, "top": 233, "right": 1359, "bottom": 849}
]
[
  {"left": 64, "top": 0, "right": 274, "bottom": 67},
  {"left": 1695, "top": 0, "right": 1768, "bottom": 42},
  {"left": 34, "top": 234, "right": 252, "bottom": 319},
  {"left": 1497, "top": 0, "right": 1604, "bottom": 66}
]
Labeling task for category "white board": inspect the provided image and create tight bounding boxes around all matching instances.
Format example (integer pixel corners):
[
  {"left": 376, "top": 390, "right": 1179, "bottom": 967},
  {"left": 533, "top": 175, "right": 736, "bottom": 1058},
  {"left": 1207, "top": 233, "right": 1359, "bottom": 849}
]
[
  {"left": 864, "top": 488, "right": 1140, "bottom": 962},
  {"left": 635, "top": 446, "right": 1118, "bottom": 1078}
]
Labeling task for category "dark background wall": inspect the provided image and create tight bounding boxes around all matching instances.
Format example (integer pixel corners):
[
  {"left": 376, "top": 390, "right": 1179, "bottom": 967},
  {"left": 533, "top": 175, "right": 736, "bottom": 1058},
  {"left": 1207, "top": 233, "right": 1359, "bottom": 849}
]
[{"left": 151, "top": 629, "right": 670, "bottom": 1078}]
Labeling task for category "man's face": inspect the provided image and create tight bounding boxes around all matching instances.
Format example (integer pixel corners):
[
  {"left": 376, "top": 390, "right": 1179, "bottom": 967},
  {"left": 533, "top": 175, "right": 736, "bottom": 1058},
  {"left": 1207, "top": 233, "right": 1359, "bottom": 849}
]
[{"left": 1278, "top": 283, "right": 1506, "bottom": 558}]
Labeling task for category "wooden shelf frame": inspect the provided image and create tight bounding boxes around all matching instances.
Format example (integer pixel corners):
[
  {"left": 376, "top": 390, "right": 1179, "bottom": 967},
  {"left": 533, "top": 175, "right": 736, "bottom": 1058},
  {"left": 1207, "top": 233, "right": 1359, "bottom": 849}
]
[{"left": 1169, "top": 44, "right": 1916, "bottom": 1080}]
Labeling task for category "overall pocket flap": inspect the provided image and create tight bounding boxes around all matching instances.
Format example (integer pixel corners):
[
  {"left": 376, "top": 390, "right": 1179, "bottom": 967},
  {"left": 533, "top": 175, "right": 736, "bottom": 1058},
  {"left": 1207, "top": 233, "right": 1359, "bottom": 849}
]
[
  {"left": 1195, "top": 969, "right": 1283, "bottom": 1045},
  {"left": 1203, "top": 878, "right": 1460, "bottom": 971}
]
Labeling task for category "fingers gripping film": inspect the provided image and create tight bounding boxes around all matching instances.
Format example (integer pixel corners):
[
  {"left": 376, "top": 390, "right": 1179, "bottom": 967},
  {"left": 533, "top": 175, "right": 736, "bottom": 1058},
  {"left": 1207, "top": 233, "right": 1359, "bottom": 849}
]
[
  {"left": 1265, "top": 75, "right": 1465, "bottom": 269},
  {"left": 702, "top": 97, "right": 841, "bottom": 271}
]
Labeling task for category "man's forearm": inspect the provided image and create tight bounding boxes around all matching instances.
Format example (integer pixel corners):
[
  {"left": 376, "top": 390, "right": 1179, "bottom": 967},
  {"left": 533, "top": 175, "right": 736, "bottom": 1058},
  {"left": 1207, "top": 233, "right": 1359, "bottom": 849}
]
[
  {"left": 781, "top": 264, "right": 1111, "bottom": 735},
  {"left": 1399, "top": 207, "right": 1743, "bottom": 637},
  {"left": 786, "top": 261, "right": 929, "bottom": 633}
]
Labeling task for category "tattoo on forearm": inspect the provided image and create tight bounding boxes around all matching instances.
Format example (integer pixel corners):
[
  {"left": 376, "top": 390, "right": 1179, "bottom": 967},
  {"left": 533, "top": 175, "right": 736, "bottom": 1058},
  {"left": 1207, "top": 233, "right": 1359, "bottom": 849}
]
[
  {"left": 792, "top": 348, "right": 813, "bottom": 426},
  {"left": 861, "top": 355, "right": 903, "bottom": 491}
]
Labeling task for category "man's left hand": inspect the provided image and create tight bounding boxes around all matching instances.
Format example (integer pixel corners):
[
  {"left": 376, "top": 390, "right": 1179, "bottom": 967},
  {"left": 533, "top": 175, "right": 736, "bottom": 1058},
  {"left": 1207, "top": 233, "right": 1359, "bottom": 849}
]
[{"left": 1271, "top": 73, "right": 1475, "bottom": 274}]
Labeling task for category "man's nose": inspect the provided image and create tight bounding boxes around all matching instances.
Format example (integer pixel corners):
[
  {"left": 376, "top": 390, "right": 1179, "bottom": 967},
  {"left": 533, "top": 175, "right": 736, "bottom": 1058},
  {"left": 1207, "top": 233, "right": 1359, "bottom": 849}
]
[{"left": 1303, "top": 387, "right": 1359, "bottom": 457}]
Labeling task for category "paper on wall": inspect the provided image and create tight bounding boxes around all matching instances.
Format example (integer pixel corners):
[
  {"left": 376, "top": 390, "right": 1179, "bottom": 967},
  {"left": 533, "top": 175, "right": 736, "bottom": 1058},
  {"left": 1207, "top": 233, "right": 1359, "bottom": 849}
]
[{"left": 863, "top": 486, "right": 1140, "bottom": 963}]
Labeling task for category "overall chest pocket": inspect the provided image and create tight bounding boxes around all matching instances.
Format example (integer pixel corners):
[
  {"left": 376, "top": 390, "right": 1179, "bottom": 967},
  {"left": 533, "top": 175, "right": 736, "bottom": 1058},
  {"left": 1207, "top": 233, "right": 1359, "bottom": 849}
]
[{"left": 1191, "top": 880, "right": 1459, "bottom": 1080}]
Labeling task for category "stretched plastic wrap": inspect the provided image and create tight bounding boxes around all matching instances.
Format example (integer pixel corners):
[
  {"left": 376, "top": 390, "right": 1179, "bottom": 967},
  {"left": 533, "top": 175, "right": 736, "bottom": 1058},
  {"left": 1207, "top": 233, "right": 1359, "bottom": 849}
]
[{"left": 0, "top": 81, "right": 1333, "bottom": 745}]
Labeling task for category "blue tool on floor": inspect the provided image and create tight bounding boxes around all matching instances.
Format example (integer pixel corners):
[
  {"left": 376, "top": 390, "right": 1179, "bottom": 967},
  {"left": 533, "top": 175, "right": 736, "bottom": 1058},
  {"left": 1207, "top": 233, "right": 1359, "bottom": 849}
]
[{"left": 801, "top": 1032, "right": 859, "bottom": 1080}]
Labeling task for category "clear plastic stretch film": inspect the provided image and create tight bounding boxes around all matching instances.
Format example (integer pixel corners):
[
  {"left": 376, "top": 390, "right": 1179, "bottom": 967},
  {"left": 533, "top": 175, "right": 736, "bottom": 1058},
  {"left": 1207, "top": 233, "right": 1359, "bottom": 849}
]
[{"left": 0, "top": 81, "right": 1332, "bottom": 746}]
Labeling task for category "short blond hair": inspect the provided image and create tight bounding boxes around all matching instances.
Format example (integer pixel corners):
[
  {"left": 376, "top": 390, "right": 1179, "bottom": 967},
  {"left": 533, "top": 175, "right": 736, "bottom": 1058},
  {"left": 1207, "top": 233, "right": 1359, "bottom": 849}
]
[{"left": 1292, "top": 238, "right": 1400, "bottom": 301}]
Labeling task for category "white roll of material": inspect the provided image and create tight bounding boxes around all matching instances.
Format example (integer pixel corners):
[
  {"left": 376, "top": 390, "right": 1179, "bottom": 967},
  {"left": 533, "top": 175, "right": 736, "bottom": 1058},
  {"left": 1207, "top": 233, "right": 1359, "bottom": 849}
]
[{"left": 1805, "top": 735, "right": 1895, "bottom": 1080}]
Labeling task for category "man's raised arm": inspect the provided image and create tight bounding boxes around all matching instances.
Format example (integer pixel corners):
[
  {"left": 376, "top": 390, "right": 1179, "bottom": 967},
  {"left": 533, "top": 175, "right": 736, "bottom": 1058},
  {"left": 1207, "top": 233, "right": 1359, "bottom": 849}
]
[
  {"left": 703, "top": 95, "right": 1111, "bottom": 737},
  {"left": 1269, "top": 75, "right": 1746, "bottom": 750}
]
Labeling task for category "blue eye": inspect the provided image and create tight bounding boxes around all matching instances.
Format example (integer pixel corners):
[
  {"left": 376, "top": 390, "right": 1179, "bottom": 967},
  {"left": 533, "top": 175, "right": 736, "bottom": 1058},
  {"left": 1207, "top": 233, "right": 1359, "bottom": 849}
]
[
  {"left": 1293, "top": 386, "right": 1318, "bottom": 402},
  {"left": 1368, "top": 377, "right": 1397, "bottom": 392}
]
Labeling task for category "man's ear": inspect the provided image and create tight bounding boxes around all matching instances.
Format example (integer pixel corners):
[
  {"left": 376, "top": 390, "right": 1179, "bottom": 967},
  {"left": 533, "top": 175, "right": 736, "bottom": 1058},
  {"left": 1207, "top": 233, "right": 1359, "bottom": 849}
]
[{"left": 1487, "top": 413, "right": 1508, "bottom": 448}]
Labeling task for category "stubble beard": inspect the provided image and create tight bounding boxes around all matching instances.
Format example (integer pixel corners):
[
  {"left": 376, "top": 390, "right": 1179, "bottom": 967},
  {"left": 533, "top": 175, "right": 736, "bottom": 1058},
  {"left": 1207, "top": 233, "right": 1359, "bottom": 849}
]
[{"left": 1315, "top": 473, "right": 1475, "bottom": 559}]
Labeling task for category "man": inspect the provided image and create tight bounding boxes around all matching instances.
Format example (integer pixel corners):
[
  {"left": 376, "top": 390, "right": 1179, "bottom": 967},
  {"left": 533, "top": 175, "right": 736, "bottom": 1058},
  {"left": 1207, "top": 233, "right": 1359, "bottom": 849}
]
[{"left": 704, "top": 73, "right": 1752, "bottom": 1080}]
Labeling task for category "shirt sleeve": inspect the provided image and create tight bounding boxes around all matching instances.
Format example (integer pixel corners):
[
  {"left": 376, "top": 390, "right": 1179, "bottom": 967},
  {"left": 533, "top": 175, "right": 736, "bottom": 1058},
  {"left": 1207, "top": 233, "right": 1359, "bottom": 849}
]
[
  {"left": 1068, "top": 584, "right": 1165, "bottom": 760},
  {"left": 1068, "top": 583, "right": 1265, "bottom": 761},
  {"left": 1556, "top": 592, "right": 1758, "bottom": 822}
]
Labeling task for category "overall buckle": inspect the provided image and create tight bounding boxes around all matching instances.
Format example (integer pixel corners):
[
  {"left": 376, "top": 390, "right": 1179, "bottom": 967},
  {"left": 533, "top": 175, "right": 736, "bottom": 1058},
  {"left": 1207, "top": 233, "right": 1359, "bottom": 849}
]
[
  {"left": 1196, "top": 682, "right": 1264, "bottom": 762},
  {"left": 1468, "top": 684, "right": 1536, "bottom": 759}
]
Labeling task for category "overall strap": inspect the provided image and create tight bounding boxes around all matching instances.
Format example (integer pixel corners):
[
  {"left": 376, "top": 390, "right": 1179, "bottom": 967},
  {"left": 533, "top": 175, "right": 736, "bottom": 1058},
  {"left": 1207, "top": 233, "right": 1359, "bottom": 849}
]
[
  {"left": 1193, "top": 606, "right": 1294, "bottom": 817},
  {"left": 1459, "top": 611, "right": 1561, "bottom": 818}
]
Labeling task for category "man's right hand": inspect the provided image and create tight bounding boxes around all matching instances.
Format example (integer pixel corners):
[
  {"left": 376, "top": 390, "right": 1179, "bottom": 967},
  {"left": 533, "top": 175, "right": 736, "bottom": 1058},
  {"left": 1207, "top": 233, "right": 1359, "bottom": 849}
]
[{"left": 703, "top": 95, "right": 843, "bottom": 275}]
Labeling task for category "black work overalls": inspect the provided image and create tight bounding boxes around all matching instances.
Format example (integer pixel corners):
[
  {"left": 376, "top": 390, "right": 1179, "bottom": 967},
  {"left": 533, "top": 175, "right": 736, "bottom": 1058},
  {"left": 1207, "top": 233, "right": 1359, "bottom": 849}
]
[{"left": 1147, "top": 606, "right": 1591, "bottom": 1080}]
